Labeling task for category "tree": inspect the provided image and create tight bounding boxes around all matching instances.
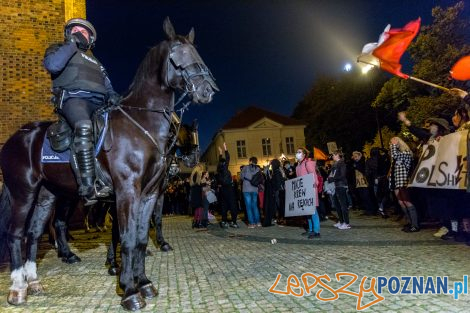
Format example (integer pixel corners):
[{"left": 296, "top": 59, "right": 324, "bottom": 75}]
[
  {"left": 292, "top": 70, "right": 388, "bottom": 154},
  {"left": 374, "top": 1, "right": 470, "bottom": 127}
]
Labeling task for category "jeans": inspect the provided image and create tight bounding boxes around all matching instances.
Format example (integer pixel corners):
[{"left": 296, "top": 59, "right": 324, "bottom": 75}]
[
  {"left": 308, "top": 208, "right": 320, "bottom": 233},
  {"left": 243, "top": 192, "right": 260, "bottom": 225}
]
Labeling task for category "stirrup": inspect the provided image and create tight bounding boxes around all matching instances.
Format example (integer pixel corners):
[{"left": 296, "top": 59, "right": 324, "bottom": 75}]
[
  {"left": 94, "top": 180, "right": 111, "bottom": 198},
  {"left": 83, "top": 196, "right": 98, "bottom": 206}
]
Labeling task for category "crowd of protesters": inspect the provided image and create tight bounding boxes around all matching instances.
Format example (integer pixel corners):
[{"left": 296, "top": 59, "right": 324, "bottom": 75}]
[{"left": 146, "top": 101, "right": 470, "bottom": 245}]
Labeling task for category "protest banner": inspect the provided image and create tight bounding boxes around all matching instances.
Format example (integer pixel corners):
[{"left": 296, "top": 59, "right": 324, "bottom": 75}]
[
  {"left": 284, "top": 174, "right": 317, "bottom": 217},
  {"left": 409, "top": 130, "right": 468, "bottom": 190}
]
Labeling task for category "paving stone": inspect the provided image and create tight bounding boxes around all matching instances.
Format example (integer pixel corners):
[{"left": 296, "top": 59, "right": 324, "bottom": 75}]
[{"left": 0, "top": 212, "right": 469, "bottom": 312}]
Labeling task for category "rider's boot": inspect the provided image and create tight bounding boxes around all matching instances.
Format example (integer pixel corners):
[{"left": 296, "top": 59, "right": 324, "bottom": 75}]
[{"left": 73, "top": 120, "right": 110, "bottom": 206}]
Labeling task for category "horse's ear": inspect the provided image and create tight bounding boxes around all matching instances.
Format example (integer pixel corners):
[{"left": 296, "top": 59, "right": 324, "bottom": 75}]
[
  {"left": 188, "top": 27, "right": 195, "bottom": 44},
  {"left": 163, "top": 17, "right": 176, "bottom": 40}
]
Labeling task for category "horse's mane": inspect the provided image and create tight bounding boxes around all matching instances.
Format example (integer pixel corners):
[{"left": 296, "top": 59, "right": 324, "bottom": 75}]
[{"left": 123, "top": 40, "right": 169, "bottom": 98}]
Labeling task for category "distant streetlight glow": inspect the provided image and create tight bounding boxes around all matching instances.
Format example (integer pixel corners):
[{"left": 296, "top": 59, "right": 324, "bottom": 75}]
[{"left": 344, "top": 63, "right": 352, "bottom": 72}]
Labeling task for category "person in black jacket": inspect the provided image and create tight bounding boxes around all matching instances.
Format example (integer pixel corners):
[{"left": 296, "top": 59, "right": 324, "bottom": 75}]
[
  {"left": 43, "top": 18, "right": 119, "bottom": 205},
  {"left": 263, "top": 159, "right": 286, "bottom": 227},
  {"left": 215, "top": 142, "right": 239, "bottom": 228},
  {"left": 351, "top": 151, "right": 376, "bottom": 216},
  {"left": 366, "top": 147, "right": 390, "bottom": 218},
  {"left": 328, "top": 150, "right": 351, "bottom": 229}
]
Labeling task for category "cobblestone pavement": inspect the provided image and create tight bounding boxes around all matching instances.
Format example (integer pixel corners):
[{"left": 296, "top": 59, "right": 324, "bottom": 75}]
[{"left": 0, "top": 211, "right": 469, "bottom": 312}]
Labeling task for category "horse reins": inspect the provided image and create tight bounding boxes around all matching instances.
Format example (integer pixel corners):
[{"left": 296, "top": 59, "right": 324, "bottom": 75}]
[{"left": 115, "top": 93, "right": 190, "bottom": 157}]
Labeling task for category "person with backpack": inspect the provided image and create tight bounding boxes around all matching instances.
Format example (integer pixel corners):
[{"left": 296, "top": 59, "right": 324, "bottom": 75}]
[
  {"left": 295, "top": 147, "right": 321, "bottom": 238},
  {"left": 241, "top": 156, "right": 262, "bottom": 228}
]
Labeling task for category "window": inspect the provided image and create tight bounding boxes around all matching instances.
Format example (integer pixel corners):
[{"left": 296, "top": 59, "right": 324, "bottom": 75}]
[
  {"left": 236, "top": 140, "right": 246, "bottom": 158},
  {"left": 262, "top": 138, "right": 271, "bottom": 156},
  {"left": 285, "top": 137, "right": 295, "bottom": 154}
]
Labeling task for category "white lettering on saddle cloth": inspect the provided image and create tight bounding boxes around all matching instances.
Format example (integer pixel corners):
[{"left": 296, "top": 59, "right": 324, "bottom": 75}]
[
  {"left": 42, "top": 155, "right": 60, "bottom": 160},
  {"left": 81, "top": 53, "right": 98, "bottom": 65}
]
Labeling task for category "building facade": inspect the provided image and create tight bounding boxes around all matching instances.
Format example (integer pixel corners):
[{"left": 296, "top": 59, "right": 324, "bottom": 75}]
[
  {"left": 0, "top": 0, "right": 86, "bottom": 144},
  {"left": 202, "top": 106, "right": 306, "bottom": 175}
]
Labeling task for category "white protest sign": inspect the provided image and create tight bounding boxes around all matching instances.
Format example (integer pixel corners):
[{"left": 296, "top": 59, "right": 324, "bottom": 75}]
[
  {"left": 409, "top": 130, "right": 468, "bottom": 189},
  {"left": 284, "top": 174, "right": 317, "bottom": 217}
]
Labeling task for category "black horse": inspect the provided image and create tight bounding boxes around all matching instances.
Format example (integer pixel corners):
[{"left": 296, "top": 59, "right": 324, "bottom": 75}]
[
  {"left": 0, "top": 17, "right": 216, "bottom": 311},
  {"left": 50, "top": 119, "right": 200, "bottom": 268},
  {"left": 105, "top": 119, "right": 201, "bottom": 275}
]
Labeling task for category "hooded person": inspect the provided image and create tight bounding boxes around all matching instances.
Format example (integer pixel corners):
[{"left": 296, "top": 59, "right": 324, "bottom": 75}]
[{"left": 398, "top": 112, "right": 449, "bottom": 144}]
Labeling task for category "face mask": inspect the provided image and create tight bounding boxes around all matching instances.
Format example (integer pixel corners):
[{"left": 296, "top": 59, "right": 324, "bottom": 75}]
[
  {"left": 295, "top": 152, "right": 303, "bottom": 161},
  {"left": 284, "top": 164, "right": 290, "bottom": 169}
]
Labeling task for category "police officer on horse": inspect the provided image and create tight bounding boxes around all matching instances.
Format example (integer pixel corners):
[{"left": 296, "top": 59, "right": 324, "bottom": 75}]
[{"left": 43, "top": 18, "right": 118, "bottom": 204}]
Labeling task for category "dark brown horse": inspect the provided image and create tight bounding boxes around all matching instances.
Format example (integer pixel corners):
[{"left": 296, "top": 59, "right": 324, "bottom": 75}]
[
  {"left": 49, "top": 119, "right": 201, "bottom": 270},
  {"left": 0, "top": 17, "right": 216, "bottom": 311}
]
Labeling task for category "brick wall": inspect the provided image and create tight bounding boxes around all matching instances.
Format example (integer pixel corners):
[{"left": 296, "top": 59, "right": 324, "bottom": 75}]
[{"left": 0, "top": 0, "right": 86, "bottom": 144}]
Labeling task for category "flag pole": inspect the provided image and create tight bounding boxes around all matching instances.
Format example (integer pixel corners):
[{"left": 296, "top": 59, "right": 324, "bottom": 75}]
[
  {"left": 357, "top": 58, "right": 451, "bottom": 93},
  {"left": 408, "top": 76, "right": 449, "bottom": 92}
]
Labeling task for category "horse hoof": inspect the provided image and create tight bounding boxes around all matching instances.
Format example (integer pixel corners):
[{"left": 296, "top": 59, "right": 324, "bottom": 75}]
[
  {"left": 121, "top": 292, "right": 146, "bottom": 311},
  {"left": 62, "top": 253, "right": 81, "bottom": 264},
  {"left": 7, "top": 288, "right": 27, "bottom": 305},
  {"left": 160, "top": 242, "right": 173, "bottom": 252},
  {"left": 108, "top": 266, "right": 120, "bottom": 276},
  {"left": 139, "top": 283, "right": 158, "bottom": 299},
  {"left": 27, "top": 280, "right": 44, "bottom": 295}
]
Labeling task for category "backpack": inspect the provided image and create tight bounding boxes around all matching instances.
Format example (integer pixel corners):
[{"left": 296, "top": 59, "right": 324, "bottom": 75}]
[{"left": 250, "top": 171, "right": 263, "bottom": 187}]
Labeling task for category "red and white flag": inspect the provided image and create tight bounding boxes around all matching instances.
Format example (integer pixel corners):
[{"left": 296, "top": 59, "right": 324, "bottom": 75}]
[{"left": 358, "top": 18, "right": 421, "bottom": 79}]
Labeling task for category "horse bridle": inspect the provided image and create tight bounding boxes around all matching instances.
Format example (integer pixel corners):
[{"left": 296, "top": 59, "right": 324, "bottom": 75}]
[
  {"left": 115, "top": 40, "right": 211, "bottom": 157},
  {"left": 166, "top": 40, "right": 218, "bottom": 94}
]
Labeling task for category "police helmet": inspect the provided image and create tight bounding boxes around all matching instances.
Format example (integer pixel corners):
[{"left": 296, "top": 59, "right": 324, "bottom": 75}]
[{"left": 64, "top": 18, "right": 97, "bottom": 49}]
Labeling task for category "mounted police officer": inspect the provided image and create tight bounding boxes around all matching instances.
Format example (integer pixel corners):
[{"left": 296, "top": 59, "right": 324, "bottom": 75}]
[{"left": 43, "top": 18, "right": 118, "bottom": 205}]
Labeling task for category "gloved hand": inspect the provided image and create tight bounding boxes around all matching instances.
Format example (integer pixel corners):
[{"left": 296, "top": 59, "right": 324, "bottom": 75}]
[
  {"left": 71, "top": 32, "right": 89, "bottom": 50},
  {"left": 66, "top": 34, "right": 77, "bottom": 46},
  {"left": 108, "top": 92, "right": 121, "bottom": 106}
]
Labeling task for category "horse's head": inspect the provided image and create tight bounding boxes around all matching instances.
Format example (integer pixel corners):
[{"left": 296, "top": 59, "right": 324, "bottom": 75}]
[{"left": 163, "top": 17, "right": 218, "bottom": 104}]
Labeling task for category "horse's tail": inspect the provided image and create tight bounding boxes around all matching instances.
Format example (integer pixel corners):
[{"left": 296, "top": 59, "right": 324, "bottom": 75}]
[{"left": 0, "top": 184, "right": 11, "bottom": 263}]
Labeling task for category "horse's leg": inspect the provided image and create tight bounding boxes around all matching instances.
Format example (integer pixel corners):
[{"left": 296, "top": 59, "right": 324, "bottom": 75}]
[
  {"left": 6, "top": 186, "right": 39, "bottom": 305},
  {"left": 106, "top": 201, "right": 120, "bottom": 276},
  {"left": 24, "top": 187, "right": 57, "bottom": 296},
  {"left": 154, "top": 193, "right": 173, "bottom": 252},
  {"left": 117, "top": 194, "right": 146, "bottom": 311},
  {"left": 136, "top": 196, "right": 159, "bottom": 299},
  {"left": 54, "top": 197, "right": 81, "bottom": 264}
]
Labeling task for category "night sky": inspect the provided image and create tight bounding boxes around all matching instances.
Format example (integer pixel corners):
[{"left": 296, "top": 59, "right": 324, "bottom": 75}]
[{"left": 86, "top": 0, "right": 466, "bottom": 151}]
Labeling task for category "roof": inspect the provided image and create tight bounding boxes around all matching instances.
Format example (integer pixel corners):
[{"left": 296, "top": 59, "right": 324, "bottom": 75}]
[{"left": 221, "top": 106, "right": 304, "bottom": 130}]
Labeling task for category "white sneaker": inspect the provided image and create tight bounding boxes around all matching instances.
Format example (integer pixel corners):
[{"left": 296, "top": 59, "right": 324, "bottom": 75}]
[
  {"left": 338, "top": 223, "right": 351, "bottom": 230},
  {"left": 433, "top": 226, "right": 449, "bottom": 237},
  {"left": 333, "top": 222, "right": 341, "bottom": 228}
]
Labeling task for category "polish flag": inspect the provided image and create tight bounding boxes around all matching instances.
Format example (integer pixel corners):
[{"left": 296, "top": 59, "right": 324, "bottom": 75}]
[{"left": 358, "top": 18, "right": 421, "bottom": 79}]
